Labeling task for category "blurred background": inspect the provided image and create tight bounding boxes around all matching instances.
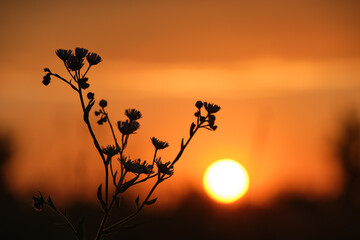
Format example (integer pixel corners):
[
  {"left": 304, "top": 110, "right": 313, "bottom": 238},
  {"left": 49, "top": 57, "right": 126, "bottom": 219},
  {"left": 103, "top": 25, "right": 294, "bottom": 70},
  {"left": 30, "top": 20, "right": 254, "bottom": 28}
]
[{"left": 1, "top": 0, "right": 360, "bottom": 239}]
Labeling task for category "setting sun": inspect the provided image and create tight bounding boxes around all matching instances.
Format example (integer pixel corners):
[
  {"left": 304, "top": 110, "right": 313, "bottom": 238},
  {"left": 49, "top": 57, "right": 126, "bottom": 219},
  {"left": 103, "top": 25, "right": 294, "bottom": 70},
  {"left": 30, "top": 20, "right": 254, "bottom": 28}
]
[{"left": 203, "top": 159, "right": 249, "bottom": 204}]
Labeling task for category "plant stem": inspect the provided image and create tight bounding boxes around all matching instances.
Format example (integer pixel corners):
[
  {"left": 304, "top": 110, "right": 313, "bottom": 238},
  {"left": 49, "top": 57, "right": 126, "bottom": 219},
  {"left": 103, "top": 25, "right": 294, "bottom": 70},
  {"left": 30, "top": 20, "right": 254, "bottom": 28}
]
[
  {"left": 93, "top": 130, "right": 130, "bottom": 240},
  {"left": 52, "top": 73, "right": 78, "bottom": 92},
  {"left": 94, "top": 168, "right": 129, "bottom": 240},
  {"left": 82, "top": 65, "right": 91, "bottom": 79},
  {"left": 105, "top": 114, "right": 120, "bottom": 148},
  {"left": 171, "top": 126, "right": 199, "bottom": 167},
  {"left": 77, "top": 84, "right": 111, "bottom": 240},
  {"left": 105, "top": 164, "right": 109, "bottom": 206},
  {"left": 47, "top": 204, "right": 80, "bottom": 240},
  {"left": 78, "top": 86, "right": 106, "bottom": 164},
  {"left": 94, "top": 198, "right": 115, "bottom": 240},
  {"left": 103, "top": 180, "right": 160, "bottom": 234}
]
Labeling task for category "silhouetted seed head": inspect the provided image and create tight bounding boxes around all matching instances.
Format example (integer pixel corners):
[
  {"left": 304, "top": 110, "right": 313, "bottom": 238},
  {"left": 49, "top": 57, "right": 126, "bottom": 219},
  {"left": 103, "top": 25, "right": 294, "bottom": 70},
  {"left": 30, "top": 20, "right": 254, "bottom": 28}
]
[
  {"left": 99, "top": 99, "right": 107, "bottom": 108},
  {"left": 87, "top": 52, "right": 102, "bottom": 66},
  {"left": 155, "top": 159, "right": 174, "bottom": 176},
  {"left": 204, "top": 102, "right": 221, "bottom": 114},
  {"left": 94, "top": 110, "right": 100, "bottom": 116},
  {"left": 55, "top": 49, "right": 72, "bottom": 62},
  {"left": 118, "top": 120, "right": 140, "bottom": 135},
  {"left": 151, "top": 137, "right": 169, "bottom": 150},
  {"left": 125, "top": 109, "right": 142, "bottom": 121},
  {"left": 195, "top": 101, "right": 203, "bottom": 109},
  {"left": 66, "top": 55, "right": 84, "bottom": 71},
  {"left": 87, "top": 92, "right": 94, "bottom": 100},
  {"left": 120, "top": 157, "right": 153, "bottom": 174},
  {"left": 32, "top": 195, "right": 45, "bottom": 211},
  {"left": 194, "top": 111, "right": 200, "bottom": 117},
  {"left": 200, "top": 116, "right": 206, "bottom": 123},
  {"left": 211, "top": 125, "right": 218, "bottom": 131},
  {"left": 42, "top": 73, "right": 51, "bottom": 86},
  {"left": 75, "top": 47, "right": 88, "bottom": 59},
  {"left": 44, "top": 68, "right": 51, "bottom": 73},
  {"left": 102, "top": 145, "right": 120, "bottom": 157}
]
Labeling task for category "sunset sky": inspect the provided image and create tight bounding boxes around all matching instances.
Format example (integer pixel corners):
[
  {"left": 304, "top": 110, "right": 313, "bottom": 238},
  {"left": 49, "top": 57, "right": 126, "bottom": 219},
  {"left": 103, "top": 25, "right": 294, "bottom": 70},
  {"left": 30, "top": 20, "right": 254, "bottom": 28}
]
[{"left": 1, "top": 0, "right": 360, "bottom": 208}]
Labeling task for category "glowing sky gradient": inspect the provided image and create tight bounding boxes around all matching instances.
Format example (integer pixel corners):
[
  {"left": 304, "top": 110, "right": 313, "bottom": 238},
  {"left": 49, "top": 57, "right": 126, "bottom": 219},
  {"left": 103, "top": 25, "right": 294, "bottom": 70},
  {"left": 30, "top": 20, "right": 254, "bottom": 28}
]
[{"left": 0, "top": 0, "right": 360, "bottom": 207}]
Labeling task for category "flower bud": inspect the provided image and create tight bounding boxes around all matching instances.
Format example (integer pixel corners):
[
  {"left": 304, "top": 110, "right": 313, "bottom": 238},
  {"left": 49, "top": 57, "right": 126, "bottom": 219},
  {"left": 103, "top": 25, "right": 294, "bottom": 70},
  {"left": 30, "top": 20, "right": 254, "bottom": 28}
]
[
  {"left": 87, "top": 92, "right": 94, "bottom": 99},
  {"left": 42, "top": 73, "right": 51, "bottom": 86},
  {"left": 195, "top": 101, "right": 203, "bottom": 109},
  {"left": 99, "top": 99, "right": 107, "bottom": 108}
]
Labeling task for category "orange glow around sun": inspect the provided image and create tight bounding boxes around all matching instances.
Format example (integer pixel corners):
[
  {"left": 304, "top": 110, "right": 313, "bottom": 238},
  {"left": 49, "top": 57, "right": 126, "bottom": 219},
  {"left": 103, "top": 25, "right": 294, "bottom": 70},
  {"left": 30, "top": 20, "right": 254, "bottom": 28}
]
[{"left": 203, "top": 159, "right": 249, "bottom": 204}]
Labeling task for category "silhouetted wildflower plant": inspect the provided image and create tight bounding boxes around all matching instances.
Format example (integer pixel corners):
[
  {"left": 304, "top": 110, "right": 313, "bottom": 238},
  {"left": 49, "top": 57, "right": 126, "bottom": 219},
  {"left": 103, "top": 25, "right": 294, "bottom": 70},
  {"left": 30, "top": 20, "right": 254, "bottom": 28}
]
[{"left": 36, "top": 47, "right": 220, "bottom": 240}]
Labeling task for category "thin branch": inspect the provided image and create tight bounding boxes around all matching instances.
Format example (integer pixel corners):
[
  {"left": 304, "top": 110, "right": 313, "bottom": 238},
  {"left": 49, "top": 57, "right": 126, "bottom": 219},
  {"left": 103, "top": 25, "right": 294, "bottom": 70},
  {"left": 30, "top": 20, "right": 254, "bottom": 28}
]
[
  {"left": 82, "top": 65, "right": 91, "bottom": 79},
  {"left": 77, "top": 85, "right": 106, "bottom": 164},
  {"left": 171, "top": 126, "right": 199, "bottom": 167},
  {"left": 46, "top": 204, "right": 80, "bottom": 240},
  {"left": 51, "top": 73, "right": 78, "bottom": 92},
  {"left": 148, "top": 149, "right": 158, "bottom": 177},
  {"left": 105, "top": 113, "right": 120, "bottom": 148},
  {"left": 133, "top": 173, "right": 157, "bottom": 186},
  {"left": 103, "top": 179, "right": 161, "bottom": 234}
]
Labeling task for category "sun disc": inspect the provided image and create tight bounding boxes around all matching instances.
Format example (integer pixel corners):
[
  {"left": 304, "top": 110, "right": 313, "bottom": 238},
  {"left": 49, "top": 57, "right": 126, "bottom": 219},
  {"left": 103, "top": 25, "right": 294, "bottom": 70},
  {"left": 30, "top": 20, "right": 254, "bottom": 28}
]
[{"left": 203, "top": 159, "right": 249, "bottom": 204}]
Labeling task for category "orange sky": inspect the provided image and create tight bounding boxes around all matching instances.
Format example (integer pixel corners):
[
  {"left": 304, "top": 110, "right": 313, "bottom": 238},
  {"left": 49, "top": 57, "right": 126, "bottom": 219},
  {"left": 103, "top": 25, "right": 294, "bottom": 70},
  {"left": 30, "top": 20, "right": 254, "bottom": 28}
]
[{"left": 0, "top": 0, "right": 360, "bottom": 208}]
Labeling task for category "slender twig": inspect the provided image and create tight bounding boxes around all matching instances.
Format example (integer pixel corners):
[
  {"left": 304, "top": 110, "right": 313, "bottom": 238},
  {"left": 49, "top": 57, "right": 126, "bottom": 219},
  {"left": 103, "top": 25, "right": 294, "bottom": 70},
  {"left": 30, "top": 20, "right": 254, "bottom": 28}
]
[
  {"left": 105, "top": 113, "right": 120, "bottom": 148},
  {"left": 82, "top": 65, "right": 91, "bottom": 79},
  {"left": 171, "top": 126, "right": 199, "bottom": 167},
  {"left": 46, "top": 204, "right": 80, "bottom": 240},
  {"left": 77, "top": 85, "right": 106, "bottom": 164},
  {"left": 105, "top": 164, "right": 109, "bottom": 206},
  {"left": 133, "top": 173, "right": 157, "bottom": 186},
  {"left": 103, "top": 179, "right": 161, "bottom": 234},
  {"left": 109, "top": 158, "right": 116, "bottom": 182},
  {"left": 149, "top": 149, "right": 158, "bottom": 177},
  {"left": 51, "top": 73, "right": 78, "bottom": 92}
]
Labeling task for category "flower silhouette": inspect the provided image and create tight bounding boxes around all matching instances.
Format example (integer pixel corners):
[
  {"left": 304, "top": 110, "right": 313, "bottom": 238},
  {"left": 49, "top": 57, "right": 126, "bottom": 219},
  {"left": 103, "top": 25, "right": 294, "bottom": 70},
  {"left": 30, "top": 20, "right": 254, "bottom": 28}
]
[
  {"left": 151, "top": 137, "right": 169, "bottom": 150},
  {"left": 125, "top": 109, "right": 142, "bottom": 121},
  {"left": 102, "top": 145, "right": 120, "bottom": 157},
  {"left": 120, "top": 157, "right": 153, "bottom": 174},
  {"left": 55, "top": 49, "right": 72, "bottom": 62},
  {"left": 156, "top": 159, "right": 174, "bottom": 176},
  {"left": 75, "top": 47, "right": 88, "bottom": 59},
  {"left": 87, "top": 52, "right": 102, "bottom": 65},
  {"left": 204, "top": 102, "right": 221, "bottom": 114},
  {"left": 66, "top": 55, "right": 84, "bottom": 71},
  {"left": 118, "top": 120, "right": 140, "bottom": 135}
]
